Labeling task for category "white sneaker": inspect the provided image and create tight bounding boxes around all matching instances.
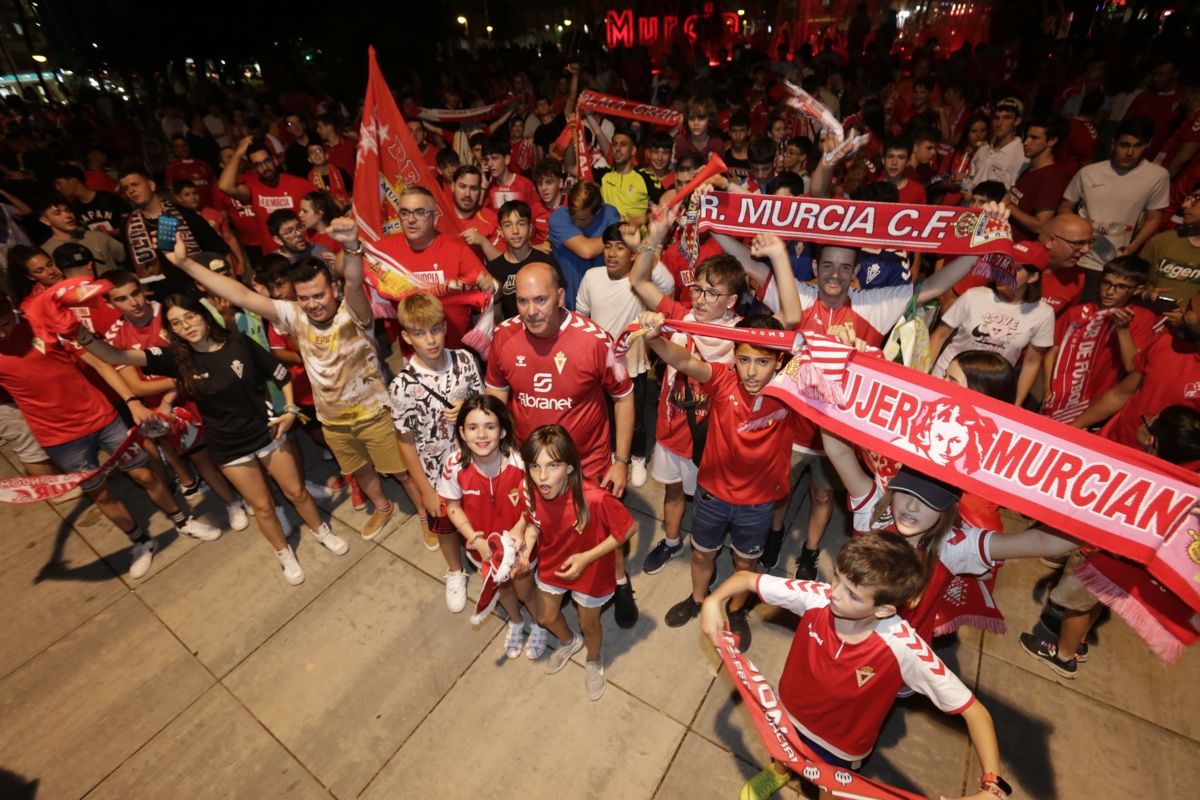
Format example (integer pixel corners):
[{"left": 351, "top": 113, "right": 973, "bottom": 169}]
[
  {"left": 445, "top": 570, "right": 468, "bottom": 613},
  {"left": 276, "top": 546, "right": 305, "bottom": 585},
  {"left": 585, "top": 660, "right": 606, "bottom": 701},
  {"left": 305, "top": 480, "right": 334, "bottom": 501},
  {"left": 129, "top": 538, "right": 157, "bottom": 579},
  {"left": 504, "top": 621, "right": 527, "bottom": 659},
  {"left": 629, "top": 456, "right": 648, "bottom": 488},
  {"left": 227, "top": 501, "right": 250, "bottom": 531},
  {"left": 177, "top": 516, "right": 221, "bottom": 541},
  {"left": 312, "top": 522, "right": 348, "bottom": 555},
  {"left": 524, "top": 625, "right": 549, "bottom": 660},
  {"left": 276, "top": 506, "right": 294, "bottom": 537}
]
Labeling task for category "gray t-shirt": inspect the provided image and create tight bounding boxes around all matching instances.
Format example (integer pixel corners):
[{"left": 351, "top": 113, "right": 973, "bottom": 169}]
[{"left": 1062, "top": 159, "right": 1170, "bottom": 271}]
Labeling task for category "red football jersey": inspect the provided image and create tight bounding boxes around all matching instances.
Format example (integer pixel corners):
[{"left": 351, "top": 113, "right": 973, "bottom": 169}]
[
  {"left": 486, "top": 312, "right": 633, "bottom": 482},
  {"left": 659, "top": 235, "right": 724, "bottom": 309},
  {"left": 696, "top": 364, "right": 802, "bottom": 505},
  {"left": 376, "top": 233, "right": 484, "bottom": 349},
  {"left": 266, "top": 322, "right": 314, "bottom": 407},
  {"left": 0, "top": 319, "right": 117, "bottom": 446},
  {"left": 165, "top": 158, "right": 216, "bottom": 207},
  {"left": 244, "top": 173, "right": 319, "bottom": 254},
  {"left": 758, "top": 575, "right": 975, "bottom": 762},
  {"left": 104, "top": 305, "right": 173, "bottom": 407},
  {"left": 487, "top": 173, "right": 543, "bottom": 213},
  {"left": 527, "top": 480, "right": 634, "bottom": 597},
  {"left": 1101, "top": 330, "right": 1200, "bottom": 447},
  {"left": 437, "top": 448, "right": 527, "bottom": 536}
]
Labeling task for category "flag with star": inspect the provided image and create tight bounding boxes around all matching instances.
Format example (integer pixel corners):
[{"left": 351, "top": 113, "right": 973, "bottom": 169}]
[{"left": 353, "top": 46, "right": 461, "bottom": 299}]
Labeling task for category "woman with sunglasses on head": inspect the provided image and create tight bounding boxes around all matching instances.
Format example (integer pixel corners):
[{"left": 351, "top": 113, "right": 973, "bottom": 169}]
[{"left": 76, "top": 294, "right": 348, "bottom": 586}]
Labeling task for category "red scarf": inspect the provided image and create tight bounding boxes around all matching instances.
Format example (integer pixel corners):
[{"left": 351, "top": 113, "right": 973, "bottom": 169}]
[
  {"left": 415, "top": 97, "right": 516, "bottom": 124},
  {"left": 574, "top": 119, "right": 593, "bottom": 182},
  {"left": 615, "top": 320, "right": 1200, "bottom": 656},
  {"left": 1043, "top": 305, "right": 1116, "bottom": 423},
  {"left": 576, "top": 90, "right": 684, "bottom": 129},
  {"left": 309, "top": 165, "right": 349, "bottom": 206}
]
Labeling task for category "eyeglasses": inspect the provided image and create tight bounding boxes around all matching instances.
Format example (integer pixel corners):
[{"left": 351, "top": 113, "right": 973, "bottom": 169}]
[
  {"left": 1141, "top": 414, "right": 1155, "bottom": 432},
  {"left": 1184, "top": 192, "right": 1200, "bottom": 205},
  {"left": 277, "top": 225, "right": 304, "bottom": 237},
  {"left": 398, "top": 208, "right": 435, "bottom": 219},
  {"left": 1099, "top": 279, "right": 1137, "bottom": 292},
  {"left": 169, "top": 311, "right": 205, "bottom": 329},
  {"left": 689, "top": 284, "right": 733, "bottom": 301},
  {"left": 250, "top": 159, "right": 274, "bottom": 171},
  {"left": 1048, "top": 233, "right": 1091, "bottom": 251}
]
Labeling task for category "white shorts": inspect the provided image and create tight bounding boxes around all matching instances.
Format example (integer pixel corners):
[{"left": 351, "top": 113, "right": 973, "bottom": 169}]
[
  {"left": 650, "top": 444, "right": 698, "bottom": 495},
  {"left": 534, "top": 575, "right": 613, "bottom": 608},
  {"left": 221, "top": 435, "right": 285, "bottom": 467}
]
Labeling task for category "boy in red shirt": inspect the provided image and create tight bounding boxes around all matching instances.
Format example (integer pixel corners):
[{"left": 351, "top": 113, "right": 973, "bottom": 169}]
[
  {"left": 640, "top": 312, "right": 802, "bottom": 651},
  {"left": 1042, "top": 255, "right": 1157, "bottom": 424},
  {"left": 881, "top": 137, "right": 927, "bottom": 205},
  {"left": 700, "top": 533, "right": 1006, "bottom": 800},
  {"left": 483, "top": 138, "right": 543, "bottom": 214}
]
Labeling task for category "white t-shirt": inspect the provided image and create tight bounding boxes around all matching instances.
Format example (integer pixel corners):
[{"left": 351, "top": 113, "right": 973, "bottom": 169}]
[
  {"left": 1062, "top": 159, "right": 1170, "bottom": 271},
  {"left": 576, "top": 266, "right": 675, "bottom": 377},
  {"left": 964, "top": 137, "right": 1027, "bottom": 191},
  {"left": 931, "top": 287, "right": 1055, "bottom": 377}
]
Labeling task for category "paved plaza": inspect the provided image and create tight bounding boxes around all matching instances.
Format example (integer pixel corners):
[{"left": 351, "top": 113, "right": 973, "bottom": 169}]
[{"left": 1, "top": 423, "right": 1197, "bottom": 800}]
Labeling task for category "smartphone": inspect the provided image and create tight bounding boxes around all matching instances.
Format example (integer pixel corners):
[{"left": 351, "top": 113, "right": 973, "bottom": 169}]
[
  {"left": 1150, "top": 295, "right": 1179, "bottom": 314},
  {"left": 156, "top": 214, "right": 179, "bottom": 252}
]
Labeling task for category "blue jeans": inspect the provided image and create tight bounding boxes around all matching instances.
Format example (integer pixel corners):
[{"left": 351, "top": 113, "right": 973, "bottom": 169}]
[
  {"left": 43, "top": 415, "right": 149, "bottom": 491},
  {"left": 690, "top": 485, "right": 774, "bottom": 559}
]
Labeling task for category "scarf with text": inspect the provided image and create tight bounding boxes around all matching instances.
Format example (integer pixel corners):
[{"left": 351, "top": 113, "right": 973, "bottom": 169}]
[
  {"left": 416, "top": 97, "right": 516, "bottom": 124},
  {"left": 1043, "top": 305, "right": 1116, "bottom": 424},
  {"left": 616, "top": 319, "right": 1200, "bottom": 656},
  {"left": 576, "top": 90, "right": 684, "bottom": 129},
  {"left": 715, "top": 628, "right": 927, "bottom": 799},
  {"left": 694, "top": 191, "right": 1017, "bottom": 283}
]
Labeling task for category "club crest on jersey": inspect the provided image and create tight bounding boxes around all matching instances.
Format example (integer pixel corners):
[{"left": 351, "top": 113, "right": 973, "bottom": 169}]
[
  {"left": 553, "top": 350, "right": 567, "bottom": 374},
  {"left": 515, "top": 355, "right": 527, "bottom": 367},
  {"left": 231, "top": 359, "right": 244, "bottom": 379},
  {"left": 855, "top": 666, "right": 875, "bottom": 688},
  {"left": 508, "top": 488, "right": 520, "bottom": 506}
]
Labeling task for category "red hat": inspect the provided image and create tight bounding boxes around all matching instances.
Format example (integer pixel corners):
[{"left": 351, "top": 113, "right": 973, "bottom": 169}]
[{"left": 1011, "top": 241, "right": 1049, "bottom": 272}]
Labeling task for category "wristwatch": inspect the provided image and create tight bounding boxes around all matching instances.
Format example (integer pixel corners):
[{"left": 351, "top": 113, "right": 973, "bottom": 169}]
[
  {"left": 613, "top": 455, "right": 631, "bottom": 465},
  {"left": 343, "top": 241, "right": 365, "bottom": 256},
  {"left": 980, "top": 772, "right": 1011, "bottom": 798}
]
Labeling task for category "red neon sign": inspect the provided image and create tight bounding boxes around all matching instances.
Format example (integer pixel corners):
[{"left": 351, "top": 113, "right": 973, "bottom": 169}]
[{"left": 605, "top": 5, "right": 739, "bottom": 49}]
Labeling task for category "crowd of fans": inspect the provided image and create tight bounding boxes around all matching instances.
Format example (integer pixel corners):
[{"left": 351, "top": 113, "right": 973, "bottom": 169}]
[{"left": 1, "top": 18, "right": 1199, "bottom": 800}]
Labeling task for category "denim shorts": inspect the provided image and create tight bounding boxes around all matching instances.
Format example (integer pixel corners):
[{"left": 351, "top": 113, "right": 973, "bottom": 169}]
[
  {"left": 690, "top": 485, "right": 774, "bottom": 559},
  {"left": 43, "top": 415, "right": 149, "bottom": 491}
]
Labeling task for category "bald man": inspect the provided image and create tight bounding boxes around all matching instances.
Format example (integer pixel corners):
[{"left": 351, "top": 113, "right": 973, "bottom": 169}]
[
  {"left": 1036, "top": 212, "right": 1092, "bottom": 314},
  {"left": 485, "top": 263, "right": 641, "bottom": 627}
]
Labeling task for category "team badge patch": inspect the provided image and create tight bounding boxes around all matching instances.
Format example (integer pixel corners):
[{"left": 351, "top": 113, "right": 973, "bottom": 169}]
[
  {"left": 553, "top": 350, "right": 567, "bottom": 374},
  {"left": 855, "top": 666, "right": 875, "bottom": 687}
]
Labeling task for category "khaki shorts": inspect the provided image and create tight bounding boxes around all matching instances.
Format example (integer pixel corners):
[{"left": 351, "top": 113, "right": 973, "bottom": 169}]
[{"left": 324, "top": 411, "right": 407, "bottom": 476}]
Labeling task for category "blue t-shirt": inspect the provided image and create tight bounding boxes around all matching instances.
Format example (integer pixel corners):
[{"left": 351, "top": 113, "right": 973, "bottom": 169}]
[
  {"left": 787, "top": 241, "right": 911, "bottom": 289},
  {"left": 548, "top": 203, "right": 622, "bottom": 309}
]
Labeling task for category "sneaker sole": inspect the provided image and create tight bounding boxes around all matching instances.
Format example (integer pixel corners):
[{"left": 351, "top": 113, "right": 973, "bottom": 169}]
[{"left": 1019, "top": 638, "right": 1077, "bottom": 679}]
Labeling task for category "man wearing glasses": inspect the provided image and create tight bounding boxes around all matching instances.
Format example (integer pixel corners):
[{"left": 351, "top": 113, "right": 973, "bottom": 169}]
[
  {"left": 1035, "top": 212, "right": 1095, "bottom": 316},
  {"left": 375, "top": 187, "right": 494, "bottom": 349},
  {"left": 267, "top": 209, "right": 333, "bottom": 265},
  {"left": 218, "top": 136, "right": 319, "bottom": 257}
]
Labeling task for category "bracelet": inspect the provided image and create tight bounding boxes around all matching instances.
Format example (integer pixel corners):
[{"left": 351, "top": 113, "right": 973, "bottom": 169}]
[
  {"left": 123, "top": 397, "right": 139, "bottom": 405},
  {"left": 614, "top": 455, "right": 631, "bottom": 465},
  {"left": 635, "top": 243, "right": 660, "bottom": 254},
  {"left": 282, "top": 404, "right": 302, "bottom": 415},
  {"left": 343, "top": 241, "right": 365, "bottom": 256},
  {"left": 466, "top": 533, "right": 482, "bottom": 544}
]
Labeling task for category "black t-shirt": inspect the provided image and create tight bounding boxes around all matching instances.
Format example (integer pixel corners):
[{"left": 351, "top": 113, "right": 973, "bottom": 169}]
[
  {"left": 485, "top": 249, "right": 563, "bottom": 320},
  {"left": 143, "top": 332, "right": 290, "bottom": 464},
  {"left": 533, "top": 114, "right": 567, "bottom": 152},
  {"left": 72, "top": 191, "right": 130, "bottom": 236}
]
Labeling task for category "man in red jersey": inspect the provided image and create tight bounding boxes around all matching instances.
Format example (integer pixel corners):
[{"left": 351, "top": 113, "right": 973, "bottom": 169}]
[
  {"left": 217, "top": 137, "right": 318, "bottom": 255},
  {"left": 446, "top": 164, "right": 504, "bottom": 263},
  {"left": 0, "top": 291, "right": 220, "bottom": 579},
  {"left": 1005, "top": 117, "right": 1070, "bottom": 241},
  {"left": 485, "top": 261, "right": 639, "bottom": 628},
  {"left": 164, "top": 135, "right": 216, "bottom": 208},
  {"left": 376, "top": 187, "right": 494, "bottom": 348}
]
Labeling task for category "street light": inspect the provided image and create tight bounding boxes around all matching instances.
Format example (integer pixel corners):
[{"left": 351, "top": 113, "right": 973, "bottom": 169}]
[
  {"left": 31, "top": 54, "right": 47, "bottom": 63},
  {"left": 563, "top": 19, "right": 572, "bottom": 26},
  {"left": 456, "top": 15, "right": 467, "bottom": 24}
]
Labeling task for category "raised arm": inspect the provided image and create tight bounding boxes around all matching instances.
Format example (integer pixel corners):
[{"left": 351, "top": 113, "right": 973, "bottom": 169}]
[
  {"left": 750, "top": 233, "right": 802, "bottom": 328},
  {"left": 638, "top": 311, "right": 712, "bottom": 383},
  {"left": 326, "top": 216, "right": 373, "bottom": 324},
  {"left": 918, "top": 202, "right": 1010, "bottom": 304},
  {"left": 218, "top": 136, "right": 253, "bottom": 203},
  {"left": 164, "top": 238, "right": 280, "bottom": 323},
  {"left": 819, "top": 428, "right": 875, "bottom": 499},
  {"left": 628, "top": 206, "right": 679, "bottom": 309},
  {"left": 714, "top": 232, "right": 770, "bottom": 286}
]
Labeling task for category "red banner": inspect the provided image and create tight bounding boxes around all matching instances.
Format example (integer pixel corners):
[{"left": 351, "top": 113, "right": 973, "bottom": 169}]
[
  {"left": 577, "top": 89, "right": 684, "bottom": 129},
  {"left": 715, "top": 627, "right": 926, "bottom": 799},
  {"left": 574, "top": 119, "right": 593, "bottom": 183},
  {"left": 353, "top": 46, "right": 461, "bottom": 302},
  {"left": 695, "top": 191, "right": 1017, "bottom": 260}
]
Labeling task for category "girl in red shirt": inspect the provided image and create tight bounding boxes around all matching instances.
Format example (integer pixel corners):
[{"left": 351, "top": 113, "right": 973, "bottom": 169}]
[
  {"left": 521, "top": 424, "right": 637, "bottom": 701},
  {"left": 439, "top": 395, "right": 544, "bottom": 659}
]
